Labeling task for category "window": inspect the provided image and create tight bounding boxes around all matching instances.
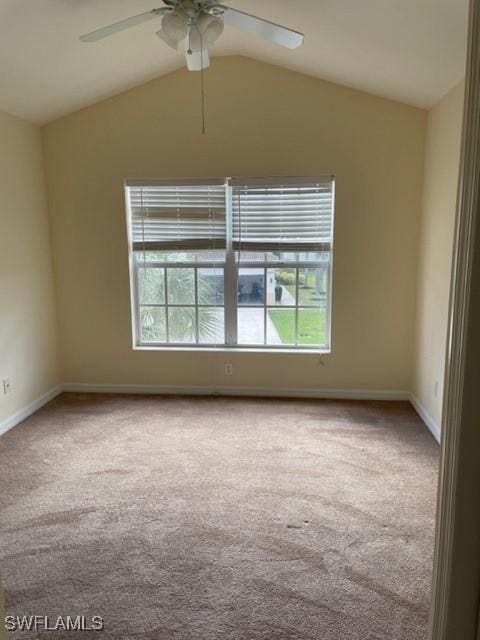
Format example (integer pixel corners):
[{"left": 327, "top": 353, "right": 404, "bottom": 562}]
[{"left": 126, "top": 177, "right": 334, "bottom": 351}]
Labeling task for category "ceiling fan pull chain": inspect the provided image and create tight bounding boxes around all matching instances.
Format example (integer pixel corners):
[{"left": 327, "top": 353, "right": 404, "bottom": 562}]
[
  {"left": 187, "top": 24, "right": 192, "bottom": 54},
  {"left": 200, "top": 31, "right": 206, "bottom": 135},
  {"left": 200, "top": 67, "right": 206, "bottom": 135}
]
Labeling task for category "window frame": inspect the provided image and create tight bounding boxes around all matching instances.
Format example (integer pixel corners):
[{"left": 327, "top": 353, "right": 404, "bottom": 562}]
[{"left": 126, "top": 177, "right": 334, "bottom": 353}]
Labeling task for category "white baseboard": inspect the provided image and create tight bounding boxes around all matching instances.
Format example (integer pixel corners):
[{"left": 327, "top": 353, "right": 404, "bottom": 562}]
[
  {"left": 410, "top": 393, "right": 441, "bottom": 444},
  {"left": 0, "top": 385, "right": 63, "bottom": 437},
  {"left": 63, "top": 382, "right": 410, "bottom": 401},
  {"left": 0, "top": 383, "right": 421, "bottom": 439}
]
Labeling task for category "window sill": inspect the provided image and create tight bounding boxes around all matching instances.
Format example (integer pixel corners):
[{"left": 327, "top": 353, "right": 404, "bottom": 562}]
[{"left": 133, "top": 345, "right": 331, "bottom": 355}]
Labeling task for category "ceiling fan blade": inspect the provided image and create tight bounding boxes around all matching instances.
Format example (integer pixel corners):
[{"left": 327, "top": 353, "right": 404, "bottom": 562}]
[
  {"left": 217, "top": 6, "right": 304, "bottom": 50},
  {"left": 184, "top": 42, "right": 210, "bottom": 71},
  {"left": 80, "top": 8, "right": 170, "bottom": 43}
]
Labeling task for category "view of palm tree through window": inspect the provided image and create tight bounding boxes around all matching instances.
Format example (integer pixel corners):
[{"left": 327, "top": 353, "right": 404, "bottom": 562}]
[{"left": 136, "top": 251, "right": 331, "bottom": 348}]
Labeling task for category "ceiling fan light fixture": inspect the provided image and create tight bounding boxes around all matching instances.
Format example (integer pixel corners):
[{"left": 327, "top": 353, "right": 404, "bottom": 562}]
[
  {"left": 161, "top": 10, "right": 188, "bottom": 42},
  {"left": 188, "top": 15, "right": 223, "bottom": 52},
  {"left": 156, "top": 27, "right": 180, "bottom": 50},
  {"left": 195, "top": 14, "right": 224, "bottom": 46}
]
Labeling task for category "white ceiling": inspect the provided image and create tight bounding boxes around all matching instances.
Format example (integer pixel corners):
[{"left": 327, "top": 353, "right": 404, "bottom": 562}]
[{"left": 0, "top": 0, "right": 469, "bottom": 124}]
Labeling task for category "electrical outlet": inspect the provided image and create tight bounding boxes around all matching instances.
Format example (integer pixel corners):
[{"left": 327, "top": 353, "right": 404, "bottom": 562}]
[
  {"left": 224, "top": 364, "right": 233, "bottom": 376},
  {"left": 2, "top": 378, "right": 11, "bottom": 395},
  {"left": 434, "top": 380, "right": 439, "bottom": 398}
]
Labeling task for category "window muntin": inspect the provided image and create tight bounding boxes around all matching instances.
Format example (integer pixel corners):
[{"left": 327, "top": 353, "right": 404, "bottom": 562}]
[{"left": 127, "top": 177, "right": 334, "bottom": 351}]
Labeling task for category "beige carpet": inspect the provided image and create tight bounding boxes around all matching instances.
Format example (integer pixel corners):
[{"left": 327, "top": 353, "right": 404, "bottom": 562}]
[{"left": 0, "top": 393, "right": 439, "bottom": 639}]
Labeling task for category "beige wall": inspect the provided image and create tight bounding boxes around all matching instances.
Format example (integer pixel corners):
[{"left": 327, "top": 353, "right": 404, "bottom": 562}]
[
  {"left": 413, "top": 83, "right": 464, "bottom": 427},
  {"left": 0, "top": 110, "right": 60, "bottom": 424},
  {"left": 43, "top": 56, "right": 426, "bottom": 392}
]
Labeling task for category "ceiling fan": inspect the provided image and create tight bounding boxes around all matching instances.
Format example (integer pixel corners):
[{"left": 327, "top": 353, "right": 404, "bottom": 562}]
[{"left": 80, "top": 0, "right": 304, "bottom": 71}]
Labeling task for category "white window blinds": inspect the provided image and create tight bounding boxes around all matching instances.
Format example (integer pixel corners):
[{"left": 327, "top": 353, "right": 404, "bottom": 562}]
[
  {"left": 127, "top": 179, "right": 227, "bottom": 251},
  {"left": 230, "top": 177, "right": 334, "bottom": 252}
]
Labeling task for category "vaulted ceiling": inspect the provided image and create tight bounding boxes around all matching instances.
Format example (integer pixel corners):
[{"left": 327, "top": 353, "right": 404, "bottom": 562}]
[{"left": 0, "top": 0, "right": 468, "bottom": 124}]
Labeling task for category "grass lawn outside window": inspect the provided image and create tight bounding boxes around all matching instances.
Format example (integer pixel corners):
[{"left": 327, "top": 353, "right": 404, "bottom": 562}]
[{"left": 268, "top": 307, "right": 325, "bottom": 346}]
